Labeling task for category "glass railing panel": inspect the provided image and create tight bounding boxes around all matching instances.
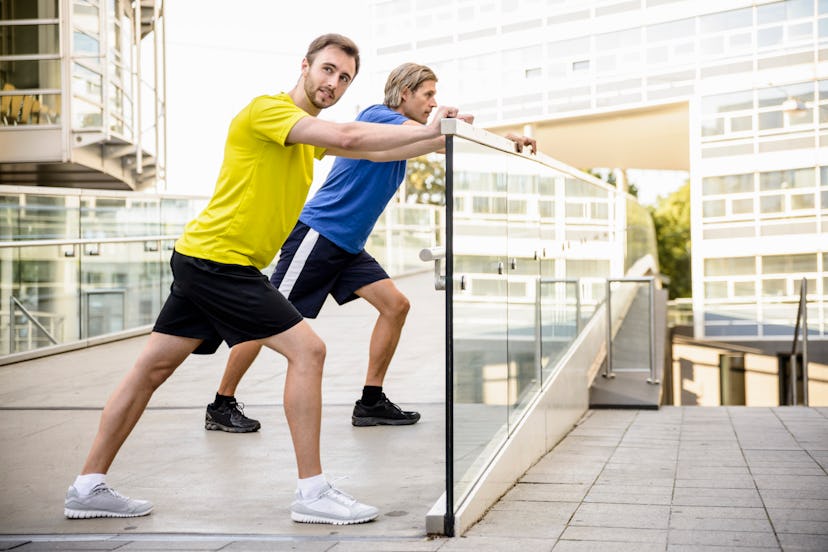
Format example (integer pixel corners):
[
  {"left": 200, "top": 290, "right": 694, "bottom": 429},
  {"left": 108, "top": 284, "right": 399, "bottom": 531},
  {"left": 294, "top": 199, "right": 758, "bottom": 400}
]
[
  {"left": 5, "top": 193, "right": 81, "bottom": 240},
  {"left": 450, "top": 136, "right": 509, "bottom": 509},
  {"left": 368, "top": 203, "right": 442, "bottom": 275},
  {"left": 160, "top": 197, "right": 208, "bottom": 236},
  {"left": 2, "top": 243, "right": 79, "bottom": 355},
  {"left": 81, "top": 196, "right": 162, "bottom": 237},
  {"left": 607, "top": 280, "right": 654, "bottom": 373},
  {"left": 506, "top": 157, "right": 541, "bottom": 427},
  {"left": 0, "top": 193, "right": 21, "bottom": 240},
  {"left": 78, "top": 241, "right": 168, "bottom": 338},
  {"left": 626, "top": 196, "right": 658, "bottom": 272},
  {"left": 0, "top": 188, "right": 207, "bottom": 359},
  {"left": 539, "top": 279, "right": 580, "bottom": 381},
  {"left": 444, "top": 123, "right": 659, "bottom": 531}
]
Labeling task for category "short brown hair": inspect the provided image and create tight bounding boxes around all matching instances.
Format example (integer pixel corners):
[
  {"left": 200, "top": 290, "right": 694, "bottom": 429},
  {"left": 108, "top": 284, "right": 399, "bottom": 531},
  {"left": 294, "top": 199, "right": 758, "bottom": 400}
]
[
  {"left": 383, "top": 63, "right": 438, "bottom": 108},
  {"left": 305, "top": 33, "right": 360, "bottom": 77}
]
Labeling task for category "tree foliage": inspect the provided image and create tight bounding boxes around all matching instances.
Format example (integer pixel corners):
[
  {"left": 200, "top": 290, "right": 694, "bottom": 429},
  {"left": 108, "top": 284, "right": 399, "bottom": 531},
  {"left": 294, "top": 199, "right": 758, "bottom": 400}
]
[
  {"left": 650, "top": 182, "right": 691, "bottom": 299},
  {"left": 404, "top": 154, "right": 446, "bottom": 205}
]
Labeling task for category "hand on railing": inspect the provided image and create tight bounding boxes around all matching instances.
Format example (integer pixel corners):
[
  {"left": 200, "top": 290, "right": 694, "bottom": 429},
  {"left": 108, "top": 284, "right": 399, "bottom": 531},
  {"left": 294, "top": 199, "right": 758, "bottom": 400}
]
[{"left": 504, "top": 132, "right": 537, "bottom": 155}]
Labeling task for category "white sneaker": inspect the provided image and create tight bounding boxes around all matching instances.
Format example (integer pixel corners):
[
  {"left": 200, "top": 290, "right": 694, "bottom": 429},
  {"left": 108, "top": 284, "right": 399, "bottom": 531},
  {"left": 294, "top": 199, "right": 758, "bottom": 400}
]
[
  {"left": 290, "top": 483, "right": 379, "bottom": 525},
  {"left": 64, "top": 483, "right": 153, "bottom": 519}
]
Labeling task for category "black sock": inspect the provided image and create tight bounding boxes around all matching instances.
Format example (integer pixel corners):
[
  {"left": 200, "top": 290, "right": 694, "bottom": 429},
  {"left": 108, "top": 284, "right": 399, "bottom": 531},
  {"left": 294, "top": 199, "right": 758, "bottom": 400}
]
[
  {"left": 214, "top": 393, "right": 234, "bottom": 406},
  {"left": 361, "top": 386, "right": 383, "bottom": 406}
]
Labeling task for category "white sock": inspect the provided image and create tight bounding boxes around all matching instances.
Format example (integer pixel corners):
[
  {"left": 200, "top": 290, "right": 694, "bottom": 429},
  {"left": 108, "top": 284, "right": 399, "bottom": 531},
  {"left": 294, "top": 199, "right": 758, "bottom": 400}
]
[
  {"left": 73, "top": 473, "right": 106, "bottom": 496},
  {"left": 297, "top": 474, "right": 328, "bottom": 499}
]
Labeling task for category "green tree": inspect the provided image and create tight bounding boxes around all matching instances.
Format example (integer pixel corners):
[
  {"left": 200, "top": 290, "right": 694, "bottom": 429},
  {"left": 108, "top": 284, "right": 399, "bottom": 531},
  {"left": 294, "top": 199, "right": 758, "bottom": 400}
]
[
  {"left": 650, "top": 182, "right": 691, "bottom": 299},
  {"left": 404, "top": 154, "right": 445, "bottom": 205}
]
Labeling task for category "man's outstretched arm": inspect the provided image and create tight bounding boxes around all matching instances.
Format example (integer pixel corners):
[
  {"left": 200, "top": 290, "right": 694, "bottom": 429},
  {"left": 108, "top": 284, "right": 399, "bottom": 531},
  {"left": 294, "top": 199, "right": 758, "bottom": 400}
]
[{"left": 287, "top": 105, "right": 457, "bottom": 153}]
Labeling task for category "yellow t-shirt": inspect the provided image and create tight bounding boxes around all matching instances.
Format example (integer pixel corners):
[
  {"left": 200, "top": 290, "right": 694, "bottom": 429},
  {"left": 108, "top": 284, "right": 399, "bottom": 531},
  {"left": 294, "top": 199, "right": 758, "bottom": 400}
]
[{"left": 175, "top": 93, "right": 325, "bottom": 269}]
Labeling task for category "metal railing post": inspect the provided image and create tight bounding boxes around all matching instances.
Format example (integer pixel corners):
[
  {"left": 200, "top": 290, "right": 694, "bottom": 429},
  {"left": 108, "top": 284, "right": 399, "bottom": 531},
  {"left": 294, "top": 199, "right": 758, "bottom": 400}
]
[
  {"left": 535, "top": 278, "right": 542, "bottom": 375},
  {"left": 788, "top": 277, "right": 811, "bottom": 406},
  {"left": 604, "top": 279, "right": 614, "bottom": 378},
  {"left": 647, "top": 278, "right": 659, "bottom": 384},
  {"left": 802, "top": 278, "right": 809, "bottom": 406}
]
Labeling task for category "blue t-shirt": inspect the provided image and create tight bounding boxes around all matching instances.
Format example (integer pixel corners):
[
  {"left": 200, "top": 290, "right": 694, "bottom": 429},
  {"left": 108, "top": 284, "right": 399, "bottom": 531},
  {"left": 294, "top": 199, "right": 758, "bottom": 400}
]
[{"left": 299, "top": 104, "right": 409, "bottom": 254}]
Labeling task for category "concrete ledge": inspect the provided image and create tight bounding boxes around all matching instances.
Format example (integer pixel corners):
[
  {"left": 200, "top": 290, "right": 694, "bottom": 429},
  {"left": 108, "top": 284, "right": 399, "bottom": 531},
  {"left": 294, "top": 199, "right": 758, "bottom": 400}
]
[{"left": 0, "top": 325, "right": 153, "bottom": 366}]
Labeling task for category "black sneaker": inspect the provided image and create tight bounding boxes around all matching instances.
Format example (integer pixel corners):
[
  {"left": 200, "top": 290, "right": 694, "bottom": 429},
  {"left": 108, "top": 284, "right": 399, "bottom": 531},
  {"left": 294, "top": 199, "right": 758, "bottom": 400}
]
[
  {"left": 205, "top": 399, "right": 261, "bottom": 433},
  {"left": 352, "top": 393, "right": 420, "bottom": 427}
]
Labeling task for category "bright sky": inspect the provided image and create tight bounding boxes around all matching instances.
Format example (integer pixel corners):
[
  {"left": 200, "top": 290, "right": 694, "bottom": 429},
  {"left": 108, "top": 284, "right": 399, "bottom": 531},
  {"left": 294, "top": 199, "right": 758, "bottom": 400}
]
[
  {"left": 163, "top": 0, "right": 373, "bottom": 196},
  {"left": 162, "top": 0, "right": 687, "bottom": 204}
]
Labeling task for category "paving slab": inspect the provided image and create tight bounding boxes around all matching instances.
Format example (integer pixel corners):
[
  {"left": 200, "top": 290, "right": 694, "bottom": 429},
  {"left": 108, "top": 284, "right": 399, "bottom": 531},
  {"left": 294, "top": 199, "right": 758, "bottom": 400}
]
[{"left": 2, "top": 273, "right": 828, "bottom": 550}]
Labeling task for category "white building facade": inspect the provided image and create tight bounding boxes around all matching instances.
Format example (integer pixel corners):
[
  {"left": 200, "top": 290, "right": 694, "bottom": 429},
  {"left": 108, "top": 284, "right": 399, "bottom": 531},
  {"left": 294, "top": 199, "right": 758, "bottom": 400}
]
[{"left": 369, "top": 0, "right": 828, "bottom": 344}]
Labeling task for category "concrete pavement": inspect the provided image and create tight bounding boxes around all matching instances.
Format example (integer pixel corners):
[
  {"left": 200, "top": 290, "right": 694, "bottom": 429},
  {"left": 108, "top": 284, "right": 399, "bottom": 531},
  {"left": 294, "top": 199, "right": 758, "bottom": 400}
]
[{"left": 2, "top": 272, "right": 827, "bottom": 551}]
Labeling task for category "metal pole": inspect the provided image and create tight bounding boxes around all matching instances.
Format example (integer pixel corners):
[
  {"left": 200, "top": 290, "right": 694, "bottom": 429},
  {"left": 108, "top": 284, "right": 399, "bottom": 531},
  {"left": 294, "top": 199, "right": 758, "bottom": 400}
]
[
  {"left": 574, "top": 280, "right": 582, "bottom": 333},
  {"left": 604, "top": 279, "right": 614, "bottom": 378},
  {"left": 647, "top": 278, "right": 659, "bottom": 384},
  {"left": 9, "top": 296, "right": 14, "bottom": 355},
  {"left": 802, "top": 278, "right": 809, "bottom": 406},
  {"left": 791, "top": 353, "right": 798, "bottom": 406},
  {"left": 535, "top": 277, "right": 542, "bottom": 379},
  {"left": 443, "top": 134, "right": 455, "bottom": 537}
]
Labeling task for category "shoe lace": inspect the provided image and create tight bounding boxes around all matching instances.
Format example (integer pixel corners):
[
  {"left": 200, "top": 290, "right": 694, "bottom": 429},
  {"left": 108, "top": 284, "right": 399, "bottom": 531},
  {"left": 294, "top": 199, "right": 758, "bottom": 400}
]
[
  {"left": 378, "top": 393, "right": 404, "bottom": 413},
  {"left": 90, "top": 483, "right": 128, "bottom": 500},
  {"left": 319, "top": 476, "right": 356, "bottom": 506},
  {"left": 227, "top": 399, "right": 246, "bottom": 414},
  {"left": 320, "top": 485, "right": 357, "bottom": 506}
]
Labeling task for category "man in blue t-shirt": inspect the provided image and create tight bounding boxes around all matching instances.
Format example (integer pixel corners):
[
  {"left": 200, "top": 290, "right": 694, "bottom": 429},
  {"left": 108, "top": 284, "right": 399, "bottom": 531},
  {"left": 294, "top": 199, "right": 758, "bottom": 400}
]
[{"left": 205, "top": 63, "right": 537, "bottom": 431}]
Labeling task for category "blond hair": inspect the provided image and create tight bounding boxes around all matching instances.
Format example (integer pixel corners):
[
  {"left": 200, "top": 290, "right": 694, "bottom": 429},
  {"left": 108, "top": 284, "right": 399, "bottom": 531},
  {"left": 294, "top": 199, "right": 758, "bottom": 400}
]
[{"left": 383, "top": 63, "right": 438, "bottom": 108}]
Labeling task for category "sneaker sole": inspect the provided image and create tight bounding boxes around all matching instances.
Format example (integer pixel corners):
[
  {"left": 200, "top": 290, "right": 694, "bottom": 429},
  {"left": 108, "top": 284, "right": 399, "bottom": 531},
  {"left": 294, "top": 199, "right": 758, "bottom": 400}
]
[
  {"left": 205, "top": 421, "right": 260, "bottom": 433},
  {"left": 291, "top": 511, "right": 378, "bottom": 525},
  {"left": 64, "top": 507, "right": 153, "bottom": 519},
  {"left": 351, "top": 416, "right": 420, "bottom": 427}
]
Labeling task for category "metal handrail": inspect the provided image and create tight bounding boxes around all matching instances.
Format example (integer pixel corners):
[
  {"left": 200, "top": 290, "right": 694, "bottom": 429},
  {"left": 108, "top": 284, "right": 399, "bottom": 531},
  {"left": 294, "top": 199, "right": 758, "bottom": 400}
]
[
  {"left": 0, "top": 235, "right": 179, "bottom": 249},
  {"left": 789, "top": 278, "right": 809, "bottom": 406},
  {"left": 9, "top": 295, "right": 58, "bottom": 347}
]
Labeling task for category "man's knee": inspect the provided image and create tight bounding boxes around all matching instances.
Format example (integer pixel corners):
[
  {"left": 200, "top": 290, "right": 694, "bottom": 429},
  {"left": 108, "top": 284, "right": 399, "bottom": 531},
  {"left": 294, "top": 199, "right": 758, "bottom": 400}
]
[
  {"left": 389, "top": 293, "right": 410, "bottom": 321},
  {"left": 306, "top": 335, "right": 326, "bottom": 364}
]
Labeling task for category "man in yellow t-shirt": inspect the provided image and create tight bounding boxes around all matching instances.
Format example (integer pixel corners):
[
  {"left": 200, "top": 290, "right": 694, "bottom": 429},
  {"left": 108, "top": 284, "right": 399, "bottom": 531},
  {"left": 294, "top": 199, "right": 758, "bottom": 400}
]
[{"left": 64, "top": 33, "right": 459, "bottom": 526}]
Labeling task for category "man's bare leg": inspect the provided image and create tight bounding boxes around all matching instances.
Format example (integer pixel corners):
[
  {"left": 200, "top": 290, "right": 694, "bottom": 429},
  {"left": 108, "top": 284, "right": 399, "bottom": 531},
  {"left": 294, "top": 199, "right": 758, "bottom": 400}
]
[
  {"left": 65, "top": 333, "right": 200, "bottom": 519},
  {"left": 355, "top": 278, "right": 410, "bottom": 387},
  {"left": 259, "top": 320, "right": 325, "bottom": 478},
  {"left": 81, "top": 332, "right": 201, "bottom": 474},
  {"left": 351, "top": 278, "right": 419, "bottom": 426},
  {"left": 259, "top": 320, "right": 378, "bottom": 524},
  {"left": 217, "top": 341, "right": 263, "bottom": 396}
]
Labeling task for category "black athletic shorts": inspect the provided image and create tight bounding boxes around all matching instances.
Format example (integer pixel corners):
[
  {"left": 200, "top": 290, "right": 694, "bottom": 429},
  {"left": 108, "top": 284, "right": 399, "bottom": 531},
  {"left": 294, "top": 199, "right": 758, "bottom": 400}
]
[
  {"left": 270, "top": 221, "right": 389, "bottom": 318},
  {"left": 153, "top": 250, "right": 303, "bottom": 354}
]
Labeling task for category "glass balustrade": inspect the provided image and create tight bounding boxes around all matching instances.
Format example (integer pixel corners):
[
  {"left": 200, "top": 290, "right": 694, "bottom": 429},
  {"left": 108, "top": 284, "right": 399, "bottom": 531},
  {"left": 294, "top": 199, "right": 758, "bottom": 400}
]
[
  {"left": 0, "top": 188, "right": 205, "bottom": 358},
  {"left": 443, "top": 127, "right": 658, "bottom": 530},
  {"left": 0, "top": 187, "right": 443, "bottom": 360}
]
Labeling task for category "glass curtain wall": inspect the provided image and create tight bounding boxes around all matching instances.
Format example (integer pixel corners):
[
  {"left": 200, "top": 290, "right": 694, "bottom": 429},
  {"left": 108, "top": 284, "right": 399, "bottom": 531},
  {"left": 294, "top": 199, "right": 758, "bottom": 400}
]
[
  {"left": 699, "top": 79, "right": 827, "bottom": 339},
  {"left": 0, "top": 0, "right": 61, "bottom": 126},
  {"left": 445, "top": 134, "right": 656, "bottom": 531},
  {"left": 71, "top": 0, "right": 135, "bottom": 136}
]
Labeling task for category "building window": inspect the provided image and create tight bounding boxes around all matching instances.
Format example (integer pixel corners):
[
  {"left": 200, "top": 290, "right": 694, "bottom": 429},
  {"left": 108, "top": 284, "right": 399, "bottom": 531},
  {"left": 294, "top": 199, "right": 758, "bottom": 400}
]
[
  {"left": 572, "top": 59, "right": 590, "bottom": 72},
  {"left": 705, "top": 256, "right": 755, "bottom": 277},
  {"left": 0, "top": 0, "right": 61, "bottom": 126},
  {"left": 702, "top": 173, "right": 753, "bottom": 196}
]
